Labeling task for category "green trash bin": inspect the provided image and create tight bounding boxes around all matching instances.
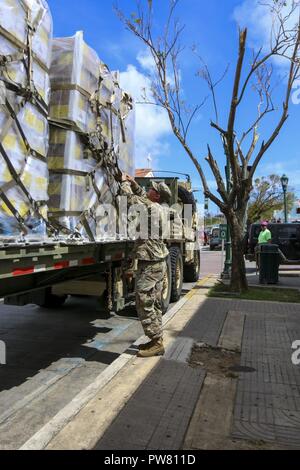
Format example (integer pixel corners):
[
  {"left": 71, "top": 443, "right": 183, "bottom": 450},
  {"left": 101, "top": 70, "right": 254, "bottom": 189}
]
[{"left": 258, "top": 244, "right": 280, "bottom": 284}]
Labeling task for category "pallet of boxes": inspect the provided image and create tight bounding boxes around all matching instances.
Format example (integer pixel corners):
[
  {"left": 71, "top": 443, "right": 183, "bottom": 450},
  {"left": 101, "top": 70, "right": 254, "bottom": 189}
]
[
  {"left": 0, "top": 1, "right": 135, "bottom": 242},
  {"left": 0, "top": 0, "right": 52, "bottom": 238}
]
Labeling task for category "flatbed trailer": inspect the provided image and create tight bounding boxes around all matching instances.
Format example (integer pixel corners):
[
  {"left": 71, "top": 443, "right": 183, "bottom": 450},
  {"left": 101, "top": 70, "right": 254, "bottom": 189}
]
[{"left": 0, "top": 238, "right": 131, "bottom": 298}]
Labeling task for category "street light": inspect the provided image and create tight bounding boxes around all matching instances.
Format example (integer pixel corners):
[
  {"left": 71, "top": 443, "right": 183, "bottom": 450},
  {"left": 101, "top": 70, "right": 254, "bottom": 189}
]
[{"left": 281, "top": 174, "right": 289, "bottom": 223}]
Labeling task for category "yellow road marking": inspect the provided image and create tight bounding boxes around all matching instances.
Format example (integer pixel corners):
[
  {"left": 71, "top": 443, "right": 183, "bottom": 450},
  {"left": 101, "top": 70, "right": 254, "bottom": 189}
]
[{"left": 185, "top": 274, "right": 214, "bottom": 299}]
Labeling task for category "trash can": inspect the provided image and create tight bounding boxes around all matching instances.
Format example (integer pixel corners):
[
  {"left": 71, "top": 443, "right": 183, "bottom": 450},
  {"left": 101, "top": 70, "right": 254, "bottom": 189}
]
[{"left": 258, "top": 244, "right": 280, "bottom": 284}]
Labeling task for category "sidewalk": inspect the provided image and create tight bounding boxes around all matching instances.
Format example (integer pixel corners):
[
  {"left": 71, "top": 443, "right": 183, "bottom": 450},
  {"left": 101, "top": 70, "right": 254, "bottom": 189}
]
[{"left": 28, "top": 275, "right": 300, "bottom": 450}]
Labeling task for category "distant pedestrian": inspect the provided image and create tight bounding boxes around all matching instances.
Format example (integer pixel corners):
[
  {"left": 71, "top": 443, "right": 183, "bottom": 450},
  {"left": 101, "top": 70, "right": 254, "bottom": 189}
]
[
  {"left": 258, "top": 221, "right": 272, "bottom": 245},
  {"left": 255, "top": 221, "right": 272, "bottom": 269}
]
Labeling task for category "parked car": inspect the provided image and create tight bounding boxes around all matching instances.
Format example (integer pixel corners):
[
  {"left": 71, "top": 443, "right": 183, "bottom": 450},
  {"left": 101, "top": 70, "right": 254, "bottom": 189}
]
[
  {"left": 210, "top": 227, "right": 222, "bottom": 251},
  {"left": 245, "top": 223, "right": 300, "bottom": 263}
]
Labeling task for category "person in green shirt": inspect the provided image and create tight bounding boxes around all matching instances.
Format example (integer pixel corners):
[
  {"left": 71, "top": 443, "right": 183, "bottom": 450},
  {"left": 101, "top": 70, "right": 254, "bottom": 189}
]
[
  {"left": 258, "top": 221, "right": 272, "bottom": 244},
  {"left": 255, "top": 221, "right": 272, "bottom": 269}
]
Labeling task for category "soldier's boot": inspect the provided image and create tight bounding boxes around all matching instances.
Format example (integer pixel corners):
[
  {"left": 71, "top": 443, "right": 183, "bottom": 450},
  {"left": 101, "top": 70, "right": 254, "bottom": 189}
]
[
  {"left": 138, "top": 339, "right": 155, "bottom": 350},
  {"left": 137, "top": 338, "right": 165, "bottom": 358}
]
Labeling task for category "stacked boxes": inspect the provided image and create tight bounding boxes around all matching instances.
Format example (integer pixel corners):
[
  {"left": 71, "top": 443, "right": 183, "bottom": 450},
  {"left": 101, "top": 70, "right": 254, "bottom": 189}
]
[
  {"left": 48, "top": 32, "right": 135, "bottom": 240},
  {"left": 0, "top": 7, "right": 135, "bottom": 241},
  {"left": 0, "top": 0, "right": 52, "bottom": 237}
]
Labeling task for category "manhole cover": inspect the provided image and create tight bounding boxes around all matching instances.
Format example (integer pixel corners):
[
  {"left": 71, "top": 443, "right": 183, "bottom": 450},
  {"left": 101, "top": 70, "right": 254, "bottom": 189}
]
[{"left": 229, "top": 365, "right": 256, "bottom": 373}]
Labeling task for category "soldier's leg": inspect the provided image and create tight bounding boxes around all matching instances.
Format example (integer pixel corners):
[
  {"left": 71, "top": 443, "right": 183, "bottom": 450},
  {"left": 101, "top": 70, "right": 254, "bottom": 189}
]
[
  {"left": 136, "top": 260, "right": 166, "bottom": 358},
  {"left": 136, "top": 261, "right": 164, "bottom": 340},
  {"left": 153, "top": 260, "right": 166, "bottom": 336}
]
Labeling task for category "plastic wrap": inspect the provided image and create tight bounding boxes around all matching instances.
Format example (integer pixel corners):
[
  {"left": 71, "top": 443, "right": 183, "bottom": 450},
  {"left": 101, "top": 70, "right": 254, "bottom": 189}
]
[
  {"left": 50, "top": 32, "right": 100, "bottom": 132},
  {"left": 0, "top": 0, "right": 52, "bottom": 238},
  {"left": 48, "top": 33, "right": 135, "bottom": 240},
  {"left": 48, "top": 128, "right": 118, "bottom": 239}
]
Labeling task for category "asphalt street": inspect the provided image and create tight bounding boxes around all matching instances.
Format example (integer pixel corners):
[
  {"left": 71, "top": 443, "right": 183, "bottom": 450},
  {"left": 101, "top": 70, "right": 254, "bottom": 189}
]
[{"left": 0, "top": 248, "right": 222, "bottom": 449}]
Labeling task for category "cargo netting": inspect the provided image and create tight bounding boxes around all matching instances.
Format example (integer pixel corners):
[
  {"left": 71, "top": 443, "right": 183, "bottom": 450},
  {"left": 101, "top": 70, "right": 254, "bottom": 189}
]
[
  {"left": 48, "top": 31, "right": 135, "bottom": 241},
  {"left": 0, "top": 0, "right": 53, "bottom": 239}
]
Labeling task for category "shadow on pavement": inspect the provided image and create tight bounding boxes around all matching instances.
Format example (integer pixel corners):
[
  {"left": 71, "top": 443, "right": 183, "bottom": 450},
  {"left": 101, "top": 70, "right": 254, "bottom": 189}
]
[{"left": 0, "top": 297, "right": 137, "bottom": 392}]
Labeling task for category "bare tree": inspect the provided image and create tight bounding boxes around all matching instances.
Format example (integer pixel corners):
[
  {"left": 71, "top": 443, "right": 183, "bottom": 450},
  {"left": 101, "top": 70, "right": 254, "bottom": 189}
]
[{"left": 116, "top": 0, "right": 300, "bottom": 292}]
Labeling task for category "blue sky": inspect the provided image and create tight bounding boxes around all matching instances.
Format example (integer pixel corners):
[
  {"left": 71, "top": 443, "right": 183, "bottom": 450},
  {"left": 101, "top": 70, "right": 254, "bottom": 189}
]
[{"left": 47, "top": 0, "right": 300, "bottom": 211}]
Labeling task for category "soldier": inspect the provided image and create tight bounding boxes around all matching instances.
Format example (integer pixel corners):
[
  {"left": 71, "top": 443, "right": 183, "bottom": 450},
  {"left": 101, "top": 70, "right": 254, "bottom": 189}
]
[{"left": 120, "top": 174, "right": 172, "bottom": 358}]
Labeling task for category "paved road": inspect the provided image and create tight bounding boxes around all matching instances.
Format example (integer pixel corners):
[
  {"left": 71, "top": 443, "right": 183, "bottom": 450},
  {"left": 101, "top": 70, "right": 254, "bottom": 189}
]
[
  {"left": 200, "top": 246, "right": 224, "bottom": 277},
  {"left": 0, "top": 247, "right": 219, "bottom": 449}
]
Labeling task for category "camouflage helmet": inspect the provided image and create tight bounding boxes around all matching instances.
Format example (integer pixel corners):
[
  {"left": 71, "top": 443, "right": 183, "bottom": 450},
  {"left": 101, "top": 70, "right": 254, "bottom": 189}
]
[{"left": 151, "top": 181, "right": 172, "bottom": 204}]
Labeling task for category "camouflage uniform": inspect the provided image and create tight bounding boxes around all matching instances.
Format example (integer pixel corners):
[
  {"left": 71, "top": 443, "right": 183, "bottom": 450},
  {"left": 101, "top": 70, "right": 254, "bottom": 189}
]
[
  {"left": 121, "top": 180, "right": 171, "bottom": 340},
  {"left": 135, "top": 260, "right": 167, "bottom": 340}
]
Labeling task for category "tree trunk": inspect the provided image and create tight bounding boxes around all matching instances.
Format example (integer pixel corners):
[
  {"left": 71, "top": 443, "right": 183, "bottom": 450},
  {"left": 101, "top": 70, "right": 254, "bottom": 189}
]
[{"left": 229, "top": 215, "right": 248, "bottom": 292}]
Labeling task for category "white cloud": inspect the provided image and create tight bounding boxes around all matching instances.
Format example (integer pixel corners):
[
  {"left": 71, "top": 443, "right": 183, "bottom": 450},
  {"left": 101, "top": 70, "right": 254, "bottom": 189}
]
[
  {"left": 258, "top": 158, "right": 300, "bottom": 190},
  {"left": 137, "top": 50, "right": 156, "bottom": 73},
  {"left": 233, "top": 0, "right": 299, "bottom": 68},
  {"left": 292, "top": 79, "right": 300, "bottom": 104},
  {"left": 120, "top": 63, "right": 172, "bottom": 169},
  {"left": 137, "top": 50, "right": 178, "bottom": 87},
  {"left": 233, "top": 0, "right": 274, "bottom": 45}
]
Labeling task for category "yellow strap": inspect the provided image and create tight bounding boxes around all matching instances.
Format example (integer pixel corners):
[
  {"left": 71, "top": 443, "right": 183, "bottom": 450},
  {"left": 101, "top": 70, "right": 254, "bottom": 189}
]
[
  {"left": 0, "top": 26, "right": 49, "bottom": 73},
  {"left": 49, "top": 168, "right": 89, "bottom": 178}
]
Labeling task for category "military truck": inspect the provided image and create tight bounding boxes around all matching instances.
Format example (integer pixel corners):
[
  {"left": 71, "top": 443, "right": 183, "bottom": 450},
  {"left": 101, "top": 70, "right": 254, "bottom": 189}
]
[{"left": 0, "top": 174, "right": 200, "bottom": 315}]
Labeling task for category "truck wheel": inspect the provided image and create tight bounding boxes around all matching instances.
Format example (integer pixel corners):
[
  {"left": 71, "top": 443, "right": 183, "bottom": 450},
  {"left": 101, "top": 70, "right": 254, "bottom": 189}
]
[
  {"left": 184, "top": 250, "right": 201, "bottom": 282},
  {"left": 169, "top": 247, "right": 183, "bottom": 302},
  {"left": 40, "top": 289, "right": 68, "bottom": 309},
  {"left": 161, "top": 257, "right": 172, "bottom": 314}
]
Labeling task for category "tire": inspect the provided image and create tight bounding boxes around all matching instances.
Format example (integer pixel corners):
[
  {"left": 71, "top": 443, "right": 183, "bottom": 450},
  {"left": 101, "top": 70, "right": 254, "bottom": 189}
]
[
  {"left": 184, "top": 249, "right": 201, "bottom": 282},
  {"left": 39, "top": 288, "right": 68, "bottom": 309},
  {"left": 161, "top": 257, "right": 172, "bottom": 314},
  {"left": 169, "top": 246, "right": 183, "bottom": 302}
]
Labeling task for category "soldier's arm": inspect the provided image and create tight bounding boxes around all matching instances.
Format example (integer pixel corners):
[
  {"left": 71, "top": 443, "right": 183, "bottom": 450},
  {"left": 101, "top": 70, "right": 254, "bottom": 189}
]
[
  {"left": 119, "top": 175, "right": 147, "bottom": 206},
  {"left": 120, "top": 174, "right": 147, "bottom": 198},
  {"left": 124, "top": 174, "right": 147, "bottom": 197},
  {"left": 130, "top": 179, "right": 147, "bottom": 197}
]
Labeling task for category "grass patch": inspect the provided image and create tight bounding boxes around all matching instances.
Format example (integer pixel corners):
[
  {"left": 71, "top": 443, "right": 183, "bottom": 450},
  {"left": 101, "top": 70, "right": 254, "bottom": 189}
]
[{"left": 208, "top": 283, "right": 300, "bottom": 303}]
